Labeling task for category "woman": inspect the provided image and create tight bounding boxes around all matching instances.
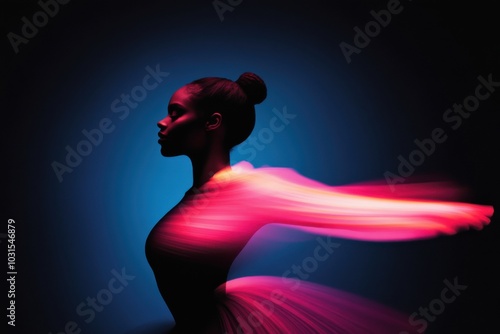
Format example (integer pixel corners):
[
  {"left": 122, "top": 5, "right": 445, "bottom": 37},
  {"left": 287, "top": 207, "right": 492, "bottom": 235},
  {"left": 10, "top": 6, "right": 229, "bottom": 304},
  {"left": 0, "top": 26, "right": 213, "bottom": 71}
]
[{"left": 146, "top": 72, "right": 493, "bottom": 333}]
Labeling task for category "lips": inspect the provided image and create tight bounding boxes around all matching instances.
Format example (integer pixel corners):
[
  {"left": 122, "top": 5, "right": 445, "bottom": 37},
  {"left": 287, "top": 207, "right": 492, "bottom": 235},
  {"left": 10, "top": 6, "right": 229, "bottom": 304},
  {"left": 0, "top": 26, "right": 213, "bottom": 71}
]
[{"left": 158, "top": 132, "right": 168, "bottom": 143}]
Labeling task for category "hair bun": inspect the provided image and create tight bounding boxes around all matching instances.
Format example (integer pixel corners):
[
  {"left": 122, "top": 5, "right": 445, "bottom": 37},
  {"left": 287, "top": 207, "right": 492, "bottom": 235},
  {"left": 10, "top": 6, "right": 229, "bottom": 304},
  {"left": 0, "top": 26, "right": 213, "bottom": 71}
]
[{"left": 235, "top": 72, "right": 267, "bottom": 105}]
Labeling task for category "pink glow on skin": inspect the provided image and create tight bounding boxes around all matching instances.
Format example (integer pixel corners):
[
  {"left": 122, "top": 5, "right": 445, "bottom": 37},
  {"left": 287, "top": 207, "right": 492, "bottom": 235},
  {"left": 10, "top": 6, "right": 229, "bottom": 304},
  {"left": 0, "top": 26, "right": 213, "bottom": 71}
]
[
  {"left": 150, "top": 161, "right": 493, "bottom": 258},
  {"left": 146, "top": 161, "right": 493, "bottom": 333}
]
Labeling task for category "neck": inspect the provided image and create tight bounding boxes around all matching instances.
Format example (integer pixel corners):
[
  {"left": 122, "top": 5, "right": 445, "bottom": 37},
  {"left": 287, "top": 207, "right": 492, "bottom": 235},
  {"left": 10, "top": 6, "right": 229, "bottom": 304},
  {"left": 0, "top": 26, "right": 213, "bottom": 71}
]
[{"left": 189, "top": 145, "right": 230, "bottom": 190}]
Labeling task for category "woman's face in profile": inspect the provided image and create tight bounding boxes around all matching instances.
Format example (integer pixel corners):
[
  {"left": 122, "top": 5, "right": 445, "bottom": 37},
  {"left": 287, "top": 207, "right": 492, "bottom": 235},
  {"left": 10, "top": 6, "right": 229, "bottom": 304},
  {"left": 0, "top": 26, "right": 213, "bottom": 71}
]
[{"left": 157, "top": 85, "right": 207, "bottom": 157}]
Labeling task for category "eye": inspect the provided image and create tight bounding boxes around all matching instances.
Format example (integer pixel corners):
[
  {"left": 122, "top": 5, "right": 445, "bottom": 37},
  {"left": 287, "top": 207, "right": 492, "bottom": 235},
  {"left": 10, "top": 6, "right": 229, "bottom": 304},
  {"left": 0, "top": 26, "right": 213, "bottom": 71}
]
[
  {"left": 167, "top": 104, "right": 186, "bottom": 120},
  {"left": 169, "top": 109, "right": 182, "bottom": 119}
]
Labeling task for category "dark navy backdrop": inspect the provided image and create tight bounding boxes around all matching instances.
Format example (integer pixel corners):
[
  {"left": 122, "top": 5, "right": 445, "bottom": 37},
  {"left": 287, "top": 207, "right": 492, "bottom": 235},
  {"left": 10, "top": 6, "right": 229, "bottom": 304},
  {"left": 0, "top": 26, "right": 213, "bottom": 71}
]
[{"left": 4, "top": 1, "right": 499, "bottom": 333}]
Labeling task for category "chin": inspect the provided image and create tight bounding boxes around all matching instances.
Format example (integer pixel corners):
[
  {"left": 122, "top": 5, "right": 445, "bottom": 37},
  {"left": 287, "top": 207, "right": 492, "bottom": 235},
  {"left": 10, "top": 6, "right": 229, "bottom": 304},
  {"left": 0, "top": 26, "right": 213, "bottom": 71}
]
[{"left": 160, "top": 146, "right": 182, "bottom": 157}]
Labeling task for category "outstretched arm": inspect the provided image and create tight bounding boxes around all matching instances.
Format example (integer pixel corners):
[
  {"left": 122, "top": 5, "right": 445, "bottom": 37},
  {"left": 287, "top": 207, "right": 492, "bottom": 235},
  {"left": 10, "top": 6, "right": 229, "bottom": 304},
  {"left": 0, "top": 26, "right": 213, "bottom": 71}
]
[{"left": 236, "top": 163, "right": 494, "bottom": 242}]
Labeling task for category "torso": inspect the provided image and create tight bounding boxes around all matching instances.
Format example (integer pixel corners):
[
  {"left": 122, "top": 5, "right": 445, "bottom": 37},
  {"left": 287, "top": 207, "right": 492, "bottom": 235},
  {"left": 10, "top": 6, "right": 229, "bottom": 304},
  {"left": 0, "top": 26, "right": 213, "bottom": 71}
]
[{"left": 145, "top": 168, "right": 265, "bottom": 330}]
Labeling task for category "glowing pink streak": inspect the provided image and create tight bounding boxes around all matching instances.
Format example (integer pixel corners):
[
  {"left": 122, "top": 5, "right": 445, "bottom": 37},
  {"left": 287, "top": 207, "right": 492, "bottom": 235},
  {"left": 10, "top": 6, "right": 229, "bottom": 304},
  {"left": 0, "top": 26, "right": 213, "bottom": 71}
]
[
  {"left": 216, "top": 276, "right": 418, "bottom": 333},
  {"left": 147, "top": 161, "right": 494, "bottom": 333},
  {"left": 153, "top": 161, "right": 492, "bottom": 258}
]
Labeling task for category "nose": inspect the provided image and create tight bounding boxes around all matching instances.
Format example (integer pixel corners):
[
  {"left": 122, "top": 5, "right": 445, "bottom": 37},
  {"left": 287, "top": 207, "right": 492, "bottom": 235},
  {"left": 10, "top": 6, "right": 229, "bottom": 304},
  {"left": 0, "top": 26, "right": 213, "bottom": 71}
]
[{"left": 157, "top": 117, "right": 168, "bottom": 130}]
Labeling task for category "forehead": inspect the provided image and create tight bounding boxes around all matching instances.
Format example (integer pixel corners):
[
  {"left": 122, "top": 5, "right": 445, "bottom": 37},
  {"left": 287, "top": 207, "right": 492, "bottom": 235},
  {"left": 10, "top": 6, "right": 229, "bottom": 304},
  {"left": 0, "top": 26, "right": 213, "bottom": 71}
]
[{"left": 168, "top": 86, "right": 193, "bottom": 106}]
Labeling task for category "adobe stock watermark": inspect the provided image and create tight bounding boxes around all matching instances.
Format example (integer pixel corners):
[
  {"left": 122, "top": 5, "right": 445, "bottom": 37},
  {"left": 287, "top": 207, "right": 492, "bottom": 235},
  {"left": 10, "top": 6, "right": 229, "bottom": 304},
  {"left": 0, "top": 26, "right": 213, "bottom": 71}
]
[
  {"left": 48, "top": 267, "right": 135, "bottom": 334},
  {"left": 399, "top": 276, "right": 468, "bottom": 334},
  {"left": 237, "top": 106, "right": 296, "bottom": 161},
  {"left": 51, "top": 64, "right": 170, "bottom": 183},
  {"left": 177, "top": 105, "right": 295, "bottom": 225},
  {"left": 339, "top": 0, "right": 413, "bottom": 64},
  {"left": 7, "top": 0, "right": 72, "bottom": 54},
  {"left": 281, "top": 236, "right": 341, "bottom": 291},
  {"left": 384, "top": 73, "right": 499, "bottom": 191},
  {"left": 228, "top": 237, "right": 341, "bottom": 333},
  {"left": 212, "top": 0, "right": 243, "bottom": 22}
]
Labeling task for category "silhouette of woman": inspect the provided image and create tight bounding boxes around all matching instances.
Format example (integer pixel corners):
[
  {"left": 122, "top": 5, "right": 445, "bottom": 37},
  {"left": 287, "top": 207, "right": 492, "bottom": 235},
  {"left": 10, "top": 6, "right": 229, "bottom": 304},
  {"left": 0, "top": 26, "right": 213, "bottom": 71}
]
[{"left": 146, "top": 72, "right": 494, "bottom": 333}]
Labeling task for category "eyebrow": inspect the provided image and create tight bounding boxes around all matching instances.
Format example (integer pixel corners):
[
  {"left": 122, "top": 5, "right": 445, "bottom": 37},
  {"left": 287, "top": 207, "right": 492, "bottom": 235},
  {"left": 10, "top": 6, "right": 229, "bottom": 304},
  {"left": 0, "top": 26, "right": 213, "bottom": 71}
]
[{"left": 167, "top": 103, "right": 186, "bottom": 112}]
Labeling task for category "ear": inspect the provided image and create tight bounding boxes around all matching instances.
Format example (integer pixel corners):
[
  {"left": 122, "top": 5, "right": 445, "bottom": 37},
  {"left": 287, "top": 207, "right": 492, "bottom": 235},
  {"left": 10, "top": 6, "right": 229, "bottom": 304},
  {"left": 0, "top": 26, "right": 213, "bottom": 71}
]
[{"left": 206, "top": 112, "right": 222, "bottom": 131}]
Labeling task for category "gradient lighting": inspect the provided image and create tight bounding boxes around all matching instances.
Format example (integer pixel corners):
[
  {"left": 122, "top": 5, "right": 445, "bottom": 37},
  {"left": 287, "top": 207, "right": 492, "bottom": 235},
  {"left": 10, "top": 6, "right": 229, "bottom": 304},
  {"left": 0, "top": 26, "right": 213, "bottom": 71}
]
[
  {"left": 144, "top": 161, "right": 492, "bottom": 332},
  {"left": 39, "top": 82, "right": 337, "bottom": 333},
  {"left": 32, "top": 14, "right": 490, "bottom": 333}
]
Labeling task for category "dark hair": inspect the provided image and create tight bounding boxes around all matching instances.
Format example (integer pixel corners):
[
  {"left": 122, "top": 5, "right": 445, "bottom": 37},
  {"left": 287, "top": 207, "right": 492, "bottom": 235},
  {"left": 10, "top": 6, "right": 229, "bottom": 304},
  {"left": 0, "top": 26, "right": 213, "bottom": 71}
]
[{"left": 186, "top": 72, "right": 267, "bottom": 149}]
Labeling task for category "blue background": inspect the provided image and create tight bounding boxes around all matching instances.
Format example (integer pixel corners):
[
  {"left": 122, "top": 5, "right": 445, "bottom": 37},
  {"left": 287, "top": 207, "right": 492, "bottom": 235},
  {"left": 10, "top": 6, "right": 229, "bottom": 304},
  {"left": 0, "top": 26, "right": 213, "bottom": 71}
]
[{"left": 4, "top": 1, "right": 499, "bottom": 333}]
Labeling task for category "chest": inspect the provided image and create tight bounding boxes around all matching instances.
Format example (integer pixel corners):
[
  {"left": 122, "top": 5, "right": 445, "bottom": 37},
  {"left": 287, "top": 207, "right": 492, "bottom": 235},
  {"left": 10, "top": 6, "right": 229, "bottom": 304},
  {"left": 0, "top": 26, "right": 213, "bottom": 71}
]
[{"left": 146, "top": 193, "right": 266, "bottom": 266}]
